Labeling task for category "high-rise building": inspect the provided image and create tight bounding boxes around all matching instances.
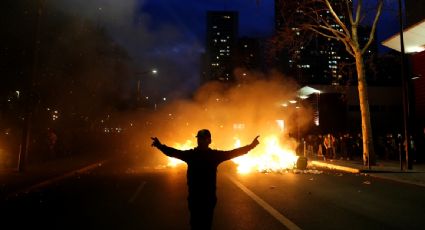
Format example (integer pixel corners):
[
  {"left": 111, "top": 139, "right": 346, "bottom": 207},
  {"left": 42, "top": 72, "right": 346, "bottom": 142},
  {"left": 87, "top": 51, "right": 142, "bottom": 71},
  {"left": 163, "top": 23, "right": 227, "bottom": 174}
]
[
  {"left": 235, "top": 37, "right": 265, "bottom": 71},
  {"left": 204, "top": 11, "right": 238, "bottom": 83},
  {"left": 274, "top": 0, "right": 352, "bottom": 85}
]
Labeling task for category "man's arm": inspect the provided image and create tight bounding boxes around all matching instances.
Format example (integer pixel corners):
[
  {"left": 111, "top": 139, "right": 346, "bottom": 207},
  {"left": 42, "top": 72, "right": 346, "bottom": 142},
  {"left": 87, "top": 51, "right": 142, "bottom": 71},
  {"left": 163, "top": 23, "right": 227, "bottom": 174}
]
[
  {"left": 151, "top": 137, "right": 188, "bottom": 160},
  {"left": 219, "top": 136, "right": 260, "bottom": 161}
]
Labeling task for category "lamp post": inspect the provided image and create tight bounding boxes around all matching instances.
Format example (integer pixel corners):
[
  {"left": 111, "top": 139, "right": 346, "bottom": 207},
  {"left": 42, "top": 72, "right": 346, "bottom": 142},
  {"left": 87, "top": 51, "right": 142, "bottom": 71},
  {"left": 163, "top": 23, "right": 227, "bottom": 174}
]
[
  {"left": 398, "top": 0, "right": 412, "bottom": 170},
  {"left": 135, "top": 69, "right": 157, "bottom": 106},
  {"left": 18, "top": 0, "right": 45, "bottom": 172}
]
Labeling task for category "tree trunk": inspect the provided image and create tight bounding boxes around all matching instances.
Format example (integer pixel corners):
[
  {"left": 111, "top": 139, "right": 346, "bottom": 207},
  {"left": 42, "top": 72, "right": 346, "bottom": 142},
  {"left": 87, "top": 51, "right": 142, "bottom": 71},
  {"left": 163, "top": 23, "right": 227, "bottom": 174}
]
[{"left": 355, "top": 51, "right": 376, "bottom": 165}]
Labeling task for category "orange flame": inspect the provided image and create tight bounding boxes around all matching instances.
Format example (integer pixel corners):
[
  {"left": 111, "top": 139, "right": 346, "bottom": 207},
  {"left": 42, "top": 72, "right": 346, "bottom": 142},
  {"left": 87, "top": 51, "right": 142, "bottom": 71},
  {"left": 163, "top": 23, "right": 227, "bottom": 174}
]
[
  {"left": 232, "top": 135, "right": 298, "bottom": 174},
  {"left": 169, "top": 134, "right": 298, "bottom": 174}
]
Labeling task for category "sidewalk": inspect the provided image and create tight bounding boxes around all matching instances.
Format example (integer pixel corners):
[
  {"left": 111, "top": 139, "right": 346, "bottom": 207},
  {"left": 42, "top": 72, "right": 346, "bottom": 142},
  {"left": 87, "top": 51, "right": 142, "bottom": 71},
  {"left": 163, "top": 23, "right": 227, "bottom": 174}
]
[
  {"left": 0, "top": 153, "right": 107, "bottom": 200},
  {"left": 309, "top": 158, "right": 425, "bottom": 187}
]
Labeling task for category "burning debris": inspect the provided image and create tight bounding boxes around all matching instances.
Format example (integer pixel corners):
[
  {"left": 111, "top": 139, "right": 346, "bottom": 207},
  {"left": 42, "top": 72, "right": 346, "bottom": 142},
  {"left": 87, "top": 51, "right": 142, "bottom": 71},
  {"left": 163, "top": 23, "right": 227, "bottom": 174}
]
[{"left": 138, "top": 70, "right": 314, "bottom": 174}]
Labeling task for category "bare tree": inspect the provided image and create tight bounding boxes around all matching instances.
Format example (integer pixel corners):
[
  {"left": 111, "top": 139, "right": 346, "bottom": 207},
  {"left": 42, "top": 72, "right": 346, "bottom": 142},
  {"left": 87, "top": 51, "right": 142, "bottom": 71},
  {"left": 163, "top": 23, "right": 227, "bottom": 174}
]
[{"left": 274, "top": 0, "right": 384, "bottom": 165}]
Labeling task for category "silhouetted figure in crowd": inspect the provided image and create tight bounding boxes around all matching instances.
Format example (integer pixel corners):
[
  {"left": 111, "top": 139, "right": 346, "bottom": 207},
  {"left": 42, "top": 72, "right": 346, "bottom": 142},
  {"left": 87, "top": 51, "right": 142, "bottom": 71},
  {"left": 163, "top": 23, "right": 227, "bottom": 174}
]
[
  {"left": 151, "top": 129, "right": 260, "bottom": 230},
  {"left": 47, "top": 128, "right": 58, "bottom": 159}
]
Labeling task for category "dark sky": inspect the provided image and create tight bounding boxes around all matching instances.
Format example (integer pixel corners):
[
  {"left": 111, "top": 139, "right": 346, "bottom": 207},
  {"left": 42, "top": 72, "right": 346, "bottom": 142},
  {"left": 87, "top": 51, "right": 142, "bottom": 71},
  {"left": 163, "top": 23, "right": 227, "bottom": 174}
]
[
  {"left": 49, "top": 0, "right": 274, "bottom": 98},
  {"left": 49, "top": 0, "right": 400, "bottom": 98}
]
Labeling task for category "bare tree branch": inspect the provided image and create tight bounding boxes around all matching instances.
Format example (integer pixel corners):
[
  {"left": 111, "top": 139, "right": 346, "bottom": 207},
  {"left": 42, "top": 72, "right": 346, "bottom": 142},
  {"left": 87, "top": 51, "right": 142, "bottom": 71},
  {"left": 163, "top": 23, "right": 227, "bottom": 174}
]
[
  {"left": 354, "top": 0, "right": 363, "bottom": 25},
  {"left": 346, "top": 0, "right": 354, "bottom": 25},
  {"left": 361, "top": 0, "right": 383, "bottom": 54},
  {"left": 324, "top": 0, "right": 351, "bottom": 37}
]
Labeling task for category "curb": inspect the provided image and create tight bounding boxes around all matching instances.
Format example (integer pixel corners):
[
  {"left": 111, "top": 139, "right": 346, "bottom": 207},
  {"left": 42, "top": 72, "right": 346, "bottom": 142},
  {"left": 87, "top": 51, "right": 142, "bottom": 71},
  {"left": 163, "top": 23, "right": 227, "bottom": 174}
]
[
  {"left": 365, "top": 173, "right": 425, "bottom": 188},
  {"left": 309, "top": 160, "right": 425, "bottom": 188},
  {"left": 5, "top": 160, "right": 107, "bottom": 200},
  {"left": 309, "top": 160, "right": 360, "bottom": 173}
]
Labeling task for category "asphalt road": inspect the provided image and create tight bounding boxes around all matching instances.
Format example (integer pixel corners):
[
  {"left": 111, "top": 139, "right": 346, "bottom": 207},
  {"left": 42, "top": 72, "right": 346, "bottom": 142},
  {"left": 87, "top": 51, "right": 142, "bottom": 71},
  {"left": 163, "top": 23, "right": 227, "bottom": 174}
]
[{"left": 2, "top": 156, "right": 425, "bottom": 230}]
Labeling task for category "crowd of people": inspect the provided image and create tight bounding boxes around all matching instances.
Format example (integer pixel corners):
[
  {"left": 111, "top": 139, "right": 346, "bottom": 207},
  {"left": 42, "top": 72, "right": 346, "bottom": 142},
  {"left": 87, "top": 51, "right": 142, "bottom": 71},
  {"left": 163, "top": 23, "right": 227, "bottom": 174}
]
[{"left": 301, "top": 132, "right": 420, "bottom": 162}]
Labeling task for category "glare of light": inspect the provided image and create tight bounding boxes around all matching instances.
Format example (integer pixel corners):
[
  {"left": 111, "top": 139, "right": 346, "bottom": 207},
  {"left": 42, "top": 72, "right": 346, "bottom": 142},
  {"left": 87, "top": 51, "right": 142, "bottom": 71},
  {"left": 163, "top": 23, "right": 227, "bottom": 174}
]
[
  {"left": 233, "top": 123, "right": 245, "bottom": 130},
  {"left": 289, "top": 100, "right": 297, "bottom": 104},
  {"left": 152, "top": 69, "right": 158, "bottom": 74},
  {"left": 52, "top": 114, "right": 59, "bottom": 121},
  {"left": 299, "top": 95, "right": 308, "bottom": 99},
  {"left": 281, "top": 103, "right": 288, "bottom": 107},
  {"left": 163, "top": 97, "right": 167, "bottom": 101},
  {"left": 406, "top": 46, "right": 425, "bottom": 53},
  {"left": 314, "top": 117, "right": 320, "bottom": 126},
  {"left": 276, "top": 120, "right": 284, "bottom": 133},
  {"left": 16, "top": 91, "right": 20, "bottom": 98}
]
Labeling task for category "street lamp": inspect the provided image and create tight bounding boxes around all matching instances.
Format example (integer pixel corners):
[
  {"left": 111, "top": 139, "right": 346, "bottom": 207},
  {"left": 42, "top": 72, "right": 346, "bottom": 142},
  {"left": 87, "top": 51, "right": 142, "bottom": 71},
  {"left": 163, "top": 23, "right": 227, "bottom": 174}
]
[{"left": 136, "top": 69, "right": 157, "bottom": 105}]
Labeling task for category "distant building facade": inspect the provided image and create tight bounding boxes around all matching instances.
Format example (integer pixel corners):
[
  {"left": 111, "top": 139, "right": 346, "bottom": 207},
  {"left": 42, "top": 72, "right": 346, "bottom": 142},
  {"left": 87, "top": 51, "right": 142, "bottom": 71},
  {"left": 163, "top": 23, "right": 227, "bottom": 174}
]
[
  {"left": 203, "top": 11, "right": 238, "bottom": 83},
  {"left": 273, "top": 0, "right": 352, "bottom": 85}
]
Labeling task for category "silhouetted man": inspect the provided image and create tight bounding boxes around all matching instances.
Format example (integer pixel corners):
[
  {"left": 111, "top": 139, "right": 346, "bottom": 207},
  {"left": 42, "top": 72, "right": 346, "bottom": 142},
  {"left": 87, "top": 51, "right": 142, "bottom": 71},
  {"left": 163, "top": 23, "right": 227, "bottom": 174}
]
[{"left": 151, "top": 129, "right": 259, "bottom": 230}]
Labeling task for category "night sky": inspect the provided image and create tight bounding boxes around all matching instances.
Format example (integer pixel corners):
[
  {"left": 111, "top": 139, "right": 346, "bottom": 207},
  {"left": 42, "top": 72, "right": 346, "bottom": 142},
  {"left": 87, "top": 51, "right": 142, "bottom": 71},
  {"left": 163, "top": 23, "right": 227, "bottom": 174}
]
[{"left": 50, "top": 0, "right": 400, "bottom": 98}]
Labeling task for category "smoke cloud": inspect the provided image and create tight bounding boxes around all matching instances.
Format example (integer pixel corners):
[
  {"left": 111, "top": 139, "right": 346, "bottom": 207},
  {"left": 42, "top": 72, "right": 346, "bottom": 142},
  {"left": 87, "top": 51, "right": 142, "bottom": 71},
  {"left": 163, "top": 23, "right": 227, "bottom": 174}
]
[
  {"left": 129, "top": 69, "right": 313, "bottom": 166},
  {"left": 49, "top": 0, "right": 203, "bottom": 98}
]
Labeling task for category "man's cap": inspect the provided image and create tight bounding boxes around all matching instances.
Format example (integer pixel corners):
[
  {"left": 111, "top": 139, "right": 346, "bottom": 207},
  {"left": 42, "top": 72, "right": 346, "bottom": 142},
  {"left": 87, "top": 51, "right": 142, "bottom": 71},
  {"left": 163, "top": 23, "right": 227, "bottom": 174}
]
[{"left": 196, "top": 129, "right": 211, "bottom": 138}]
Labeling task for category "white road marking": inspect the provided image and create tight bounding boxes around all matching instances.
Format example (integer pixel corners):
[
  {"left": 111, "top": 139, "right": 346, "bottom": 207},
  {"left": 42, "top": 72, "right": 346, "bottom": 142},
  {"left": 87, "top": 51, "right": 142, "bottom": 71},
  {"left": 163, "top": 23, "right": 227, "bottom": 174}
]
[
  {"left": 128, "top": 181, "right": 146, "bottom": 203},
  {"left": 227, "top": 175, "right": 302, "bottom": 230}
]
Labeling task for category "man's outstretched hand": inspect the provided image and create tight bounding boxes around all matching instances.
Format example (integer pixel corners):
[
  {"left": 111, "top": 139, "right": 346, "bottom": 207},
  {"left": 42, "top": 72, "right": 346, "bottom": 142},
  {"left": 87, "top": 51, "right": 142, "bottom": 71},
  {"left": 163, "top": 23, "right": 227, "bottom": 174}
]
[
  {"left": 250, "top": 135, "right": 260, "bottom": 148},
  {"left": 151, "top": 137, "right": 162, "bottom": 148}
]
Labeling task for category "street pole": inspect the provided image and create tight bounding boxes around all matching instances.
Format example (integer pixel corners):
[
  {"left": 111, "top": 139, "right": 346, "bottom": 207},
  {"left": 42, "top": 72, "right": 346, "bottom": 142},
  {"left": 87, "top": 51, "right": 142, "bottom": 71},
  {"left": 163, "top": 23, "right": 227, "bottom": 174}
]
[
  {"left": 398, "top": 0, "right": 412, "bottom": 170},
  {"left": 135, "top": 69, "right": 157, "bottom": 108},
  {"left": 18, "top": 0, "right": 45, "bottom": 172}
]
